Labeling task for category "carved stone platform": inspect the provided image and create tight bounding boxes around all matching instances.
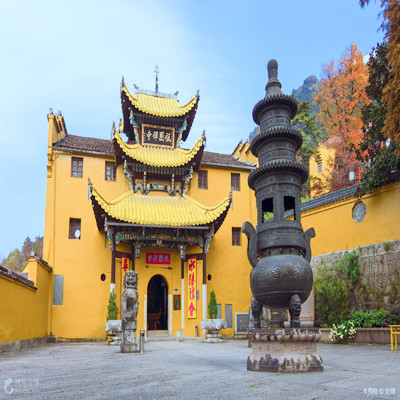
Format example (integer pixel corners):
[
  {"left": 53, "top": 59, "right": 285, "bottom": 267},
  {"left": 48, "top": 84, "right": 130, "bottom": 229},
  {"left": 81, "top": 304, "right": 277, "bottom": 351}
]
[
  {"left": 205, "top": 332, "right": 224, "bottom": 343},
  {"left": 247, "top": 328, "right": 324, "bottom": 373}
]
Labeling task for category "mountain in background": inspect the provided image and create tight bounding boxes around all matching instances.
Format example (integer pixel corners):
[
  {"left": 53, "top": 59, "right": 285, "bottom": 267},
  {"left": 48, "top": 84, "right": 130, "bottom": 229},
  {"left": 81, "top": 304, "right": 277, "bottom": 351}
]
[{"left": 292, "top": 75, "right": 321, "bottom": 114}]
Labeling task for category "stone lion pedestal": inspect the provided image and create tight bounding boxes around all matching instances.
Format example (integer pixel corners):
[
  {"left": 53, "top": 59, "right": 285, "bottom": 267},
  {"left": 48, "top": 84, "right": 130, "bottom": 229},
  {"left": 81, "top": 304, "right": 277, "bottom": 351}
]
[{"left": 247, "top": 328, "right": 323, "bottom": 373}]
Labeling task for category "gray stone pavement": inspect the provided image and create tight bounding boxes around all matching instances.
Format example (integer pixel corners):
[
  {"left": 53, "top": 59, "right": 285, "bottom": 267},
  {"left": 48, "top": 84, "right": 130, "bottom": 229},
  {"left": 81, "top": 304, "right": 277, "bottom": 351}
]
[{"left": 0, "top": 340, "right": 399, "bottom": 400}]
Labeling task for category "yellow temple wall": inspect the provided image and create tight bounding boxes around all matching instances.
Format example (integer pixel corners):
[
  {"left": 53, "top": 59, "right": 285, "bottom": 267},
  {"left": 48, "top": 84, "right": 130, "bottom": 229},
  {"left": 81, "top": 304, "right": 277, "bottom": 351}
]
[
  {"left": 232, "top": 141, "right": 258, "bottom": 165},
  {"left": 302, "top": 180, "right": 400, "bottom": 256},
  {"left": 0, "top": 258, "right": 52, "bottom": 344},
  {"left": 309, "top": 144, "right": 335, "bottom": 198}
]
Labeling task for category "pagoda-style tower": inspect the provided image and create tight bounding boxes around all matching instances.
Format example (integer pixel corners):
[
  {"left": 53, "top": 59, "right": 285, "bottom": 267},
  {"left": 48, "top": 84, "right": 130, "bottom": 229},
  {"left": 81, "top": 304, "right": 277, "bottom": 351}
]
[{"left": 89, "top": 78, "right": 232, "bottom": 328}]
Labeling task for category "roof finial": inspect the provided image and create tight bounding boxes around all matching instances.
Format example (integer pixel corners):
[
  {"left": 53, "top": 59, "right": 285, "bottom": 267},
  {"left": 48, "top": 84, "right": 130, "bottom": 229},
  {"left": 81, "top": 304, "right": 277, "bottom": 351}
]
[
  {"left": 155, "top": 65, "right": 159, "bottom": 95},
  {"left": 265, "top": 59, "right": 282, "bottom": 97}
]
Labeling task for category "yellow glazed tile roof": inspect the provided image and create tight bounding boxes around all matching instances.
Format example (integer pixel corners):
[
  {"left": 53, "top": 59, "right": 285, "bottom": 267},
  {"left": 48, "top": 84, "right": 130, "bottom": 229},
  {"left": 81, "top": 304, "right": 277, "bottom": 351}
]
[
  {"left": 113, "top": 129, "right": 205, "bottom": 167},
  {"left": 122, "top": 86, "right": 199, "bottom": 117},
  {"left": 90, "top": 187, "right": 231, "bottom": 227}
]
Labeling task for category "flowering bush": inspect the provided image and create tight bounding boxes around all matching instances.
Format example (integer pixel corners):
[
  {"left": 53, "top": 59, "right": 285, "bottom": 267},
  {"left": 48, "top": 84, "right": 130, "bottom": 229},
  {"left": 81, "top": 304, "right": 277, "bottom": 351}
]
[{"left": 329, "top": 320, "right": 356, "bottom": 341}]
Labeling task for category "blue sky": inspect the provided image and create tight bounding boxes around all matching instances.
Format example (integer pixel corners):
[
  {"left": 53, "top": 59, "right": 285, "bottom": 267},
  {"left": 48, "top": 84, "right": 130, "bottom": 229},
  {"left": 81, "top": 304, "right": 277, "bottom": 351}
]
[{"left": 0, "top": 0, "right": 384, "bottom": 259}]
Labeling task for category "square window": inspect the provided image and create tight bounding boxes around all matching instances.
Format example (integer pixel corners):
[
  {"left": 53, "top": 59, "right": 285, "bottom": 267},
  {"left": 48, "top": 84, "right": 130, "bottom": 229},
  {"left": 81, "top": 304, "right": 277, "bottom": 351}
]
[
  {"left": 317, "top": 162, "right": 322, "bottom": 173},
  {"left": 71, "top": 157, "right": 83, "bottom": 178},
  {"left": 232, "top": 227, "right": 241, "bottom": 246},
  {"left": 105, "top": 161, "right": 117, "bottom": 181},
  {"left": 69, "top": 218, "right": 81, "bottom": 239},
  {"left": 231, "top": 173, "right": 240, "bottom": 191},
  {"left": 198, "top": 170, "right": 208, "bottom": 190}
]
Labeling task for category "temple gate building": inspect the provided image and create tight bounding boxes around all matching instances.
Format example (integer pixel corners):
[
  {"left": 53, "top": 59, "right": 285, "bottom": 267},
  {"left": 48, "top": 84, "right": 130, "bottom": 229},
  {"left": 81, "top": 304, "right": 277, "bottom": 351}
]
[{"left": 42, "top": 78, "right": 256, "bottom": 339}]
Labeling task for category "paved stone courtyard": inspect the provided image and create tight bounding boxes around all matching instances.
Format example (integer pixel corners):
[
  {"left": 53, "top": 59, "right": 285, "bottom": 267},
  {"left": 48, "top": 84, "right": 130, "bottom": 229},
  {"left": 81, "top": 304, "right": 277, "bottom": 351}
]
[{"left": 0, "top": 340, "right": 399, "bottom": 399}]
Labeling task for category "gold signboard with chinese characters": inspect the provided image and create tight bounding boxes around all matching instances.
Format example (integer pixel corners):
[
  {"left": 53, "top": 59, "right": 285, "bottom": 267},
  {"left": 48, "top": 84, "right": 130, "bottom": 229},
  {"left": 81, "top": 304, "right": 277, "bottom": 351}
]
[
  {"left": 142, "top": 124, "right": 175, "bottom": 147},
  {"left": 187, "top": 257, "right": 197, "bottom": 319}
]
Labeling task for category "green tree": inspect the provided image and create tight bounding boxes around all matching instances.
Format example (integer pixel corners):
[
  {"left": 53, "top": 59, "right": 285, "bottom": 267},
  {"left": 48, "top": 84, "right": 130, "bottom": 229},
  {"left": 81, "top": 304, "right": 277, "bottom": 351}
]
[
  {"left": 107, "top": 290, "right": 119, "bottom": 320},
  {"left": 292, "top": 100, "right": 322, "bottom": 164},
  {"left": 355, "top": 42, "right": 400, "bottom": 197},
  {"left": 1, "top": 236, "right": 44, "bottom": 272},
  {"left": 31, "top": 236, "right": 43, "bottom": 257},
  {"left": 2, "top": 249, "right": 23, "bottom": 272},
  {"left": 360, "top": 0, "right": 400, "bottom": 150},
  {"left": 291, "top": 99, "right": 322, "bottom": 198},
  {"left": 21, "top": 237, "right": 33, "bottom": 260},
  {"left": 208, "top": 290, "right": 218, "bottom": 319}
]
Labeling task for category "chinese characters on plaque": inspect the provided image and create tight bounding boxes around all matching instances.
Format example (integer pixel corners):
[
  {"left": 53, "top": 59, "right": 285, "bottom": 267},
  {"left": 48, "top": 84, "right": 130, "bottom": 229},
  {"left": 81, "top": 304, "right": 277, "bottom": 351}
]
[
  {"left": 187, "top": 257, "right": 197, "bottom": 319},
  {"left": 142, "top": 124, "right": 174, "bottom": 147},
  {"left": 146, "top": 252, "right": 171, "bottom": 265}
]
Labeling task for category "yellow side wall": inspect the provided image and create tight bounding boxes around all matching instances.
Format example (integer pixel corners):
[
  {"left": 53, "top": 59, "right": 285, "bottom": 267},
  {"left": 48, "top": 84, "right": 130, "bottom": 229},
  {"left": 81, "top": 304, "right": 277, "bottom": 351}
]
[
  {"left": 0, "top": 259, "right": 52, "bottom": 343},
  {"left": 302, "top": 181, "right": 400, "bottom": 256}
]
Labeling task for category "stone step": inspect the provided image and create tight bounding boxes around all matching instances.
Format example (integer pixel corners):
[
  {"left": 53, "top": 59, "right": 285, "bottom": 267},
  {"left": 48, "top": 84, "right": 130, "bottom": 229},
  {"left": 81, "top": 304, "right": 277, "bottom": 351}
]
[{"left": 147, "top": 330, "right": 170, "bottom": 338}]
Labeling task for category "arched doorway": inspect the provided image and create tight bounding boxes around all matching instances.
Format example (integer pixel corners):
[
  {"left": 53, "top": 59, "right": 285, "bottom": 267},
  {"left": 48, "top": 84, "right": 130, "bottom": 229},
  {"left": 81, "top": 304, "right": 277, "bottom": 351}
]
[{"left": 147, "top": 275, "right": 168, "bottom": 331}]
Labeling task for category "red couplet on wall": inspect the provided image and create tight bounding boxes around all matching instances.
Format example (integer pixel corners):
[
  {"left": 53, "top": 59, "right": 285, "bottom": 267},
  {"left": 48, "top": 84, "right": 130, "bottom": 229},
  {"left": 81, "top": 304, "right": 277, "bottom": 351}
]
[
  {"left": 146, "top": 252, "right": 171, "bottom": 264},
  {"left": 121, "top": 256, "right": 129, "bottom": 271}
]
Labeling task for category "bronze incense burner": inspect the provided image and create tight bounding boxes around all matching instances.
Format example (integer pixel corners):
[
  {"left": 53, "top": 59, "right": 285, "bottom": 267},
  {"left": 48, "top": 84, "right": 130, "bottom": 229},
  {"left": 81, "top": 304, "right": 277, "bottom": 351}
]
[{"left": 242, "top": 59, "right": 315, "bottom": 328}]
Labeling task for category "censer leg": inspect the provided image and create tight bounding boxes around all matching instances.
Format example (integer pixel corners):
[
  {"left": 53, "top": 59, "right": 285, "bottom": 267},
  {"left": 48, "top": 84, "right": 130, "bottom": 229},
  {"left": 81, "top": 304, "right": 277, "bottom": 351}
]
[{"left": 289, "top": 294, "right": 301, "bottom": 328}]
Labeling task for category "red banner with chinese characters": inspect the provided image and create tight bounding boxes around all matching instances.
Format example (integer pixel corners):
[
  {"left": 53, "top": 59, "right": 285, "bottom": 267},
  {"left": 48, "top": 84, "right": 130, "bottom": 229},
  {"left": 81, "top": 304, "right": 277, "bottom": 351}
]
[
  {"left": 187, "top": 257, "right": 197, "bottom": 319},
  {"left": 121, "top": 256, "right": 129, "bottom": 272},
  {"left": 146, "top": 252, "right": 171, "bottom": 265}
]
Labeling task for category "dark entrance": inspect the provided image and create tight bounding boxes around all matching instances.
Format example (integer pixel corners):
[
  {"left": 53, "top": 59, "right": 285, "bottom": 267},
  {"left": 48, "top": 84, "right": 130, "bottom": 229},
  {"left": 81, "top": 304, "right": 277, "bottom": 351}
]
[{"left": 147, "top": 275, "right": 168, "bottom": 331}]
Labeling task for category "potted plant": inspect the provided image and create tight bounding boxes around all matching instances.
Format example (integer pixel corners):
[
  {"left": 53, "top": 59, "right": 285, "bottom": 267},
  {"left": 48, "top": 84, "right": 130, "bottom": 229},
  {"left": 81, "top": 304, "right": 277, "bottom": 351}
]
[
  {"left": 201, "top": 290, "right": 227, "bottom": 343},
  {"left": 105, "top": 290, "right": 121, "bottom": 345}
]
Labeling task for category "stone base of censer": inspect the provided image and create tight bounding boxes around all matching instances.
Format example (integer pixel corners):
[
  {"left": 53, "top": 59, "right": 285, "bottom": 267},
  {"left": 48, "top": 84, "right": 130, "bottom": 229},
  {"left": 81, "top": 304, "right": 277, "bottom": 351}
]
[{"left": 247, "top": 328, "right": 324, "bottom": 373}]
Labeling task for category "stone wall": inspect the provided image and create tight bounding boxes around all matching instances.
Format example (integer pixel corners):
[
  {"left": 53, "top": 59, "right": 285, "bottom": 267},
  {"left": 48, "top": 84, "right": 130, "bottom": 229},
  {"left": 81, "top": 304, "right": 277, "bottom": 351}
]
[{"left": 311, "top": 239, "right": 400, "bottom": 312}]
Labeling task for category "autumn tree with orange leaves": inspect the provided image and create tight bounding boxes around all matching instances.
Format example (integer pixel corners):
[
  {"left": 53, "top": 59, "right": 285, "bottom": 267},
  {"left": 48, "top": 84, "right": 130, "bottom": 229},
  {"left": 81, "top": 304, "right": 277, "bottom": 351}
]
[{"left": 313, "top": 44, "right": 370, "bottom": 192}]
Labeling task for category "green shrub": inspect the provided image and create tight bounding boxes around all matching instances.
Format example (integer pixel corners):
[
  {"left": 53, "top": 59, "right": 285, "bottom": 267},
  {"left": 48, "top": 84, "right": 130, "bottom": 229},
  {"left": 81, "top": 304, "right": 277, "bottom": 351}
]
[
  {"left": 349, "top": 309, "right": 392, "bottom": 327},
  {"left": 107, "top": 290, "right": 119, "bottom": 321},
  {"left": 349, "top": 310, "right": 366, "bottom": 327},
  {"left": 314, "top": 266, "right": 350, "bottom": 327},
  {"left": 335, "top": 248, "right": 361, "bottom": 285},
  {"left": 208, "top": 290, "right": 218, "bottom": 319}
]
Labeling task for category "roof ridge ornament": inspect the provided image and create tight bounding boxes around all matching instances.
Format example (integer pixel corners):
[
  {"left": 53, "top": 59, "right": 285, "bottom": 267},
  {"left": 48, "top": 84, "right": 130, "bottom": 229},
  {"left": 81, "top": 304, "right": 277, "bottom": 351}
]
[
  {"left": 155, "top": 64, "right": 159, "bottom": 95},
  {"left": 111, "top": 122, "right": 116, "bottom": 140}
]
